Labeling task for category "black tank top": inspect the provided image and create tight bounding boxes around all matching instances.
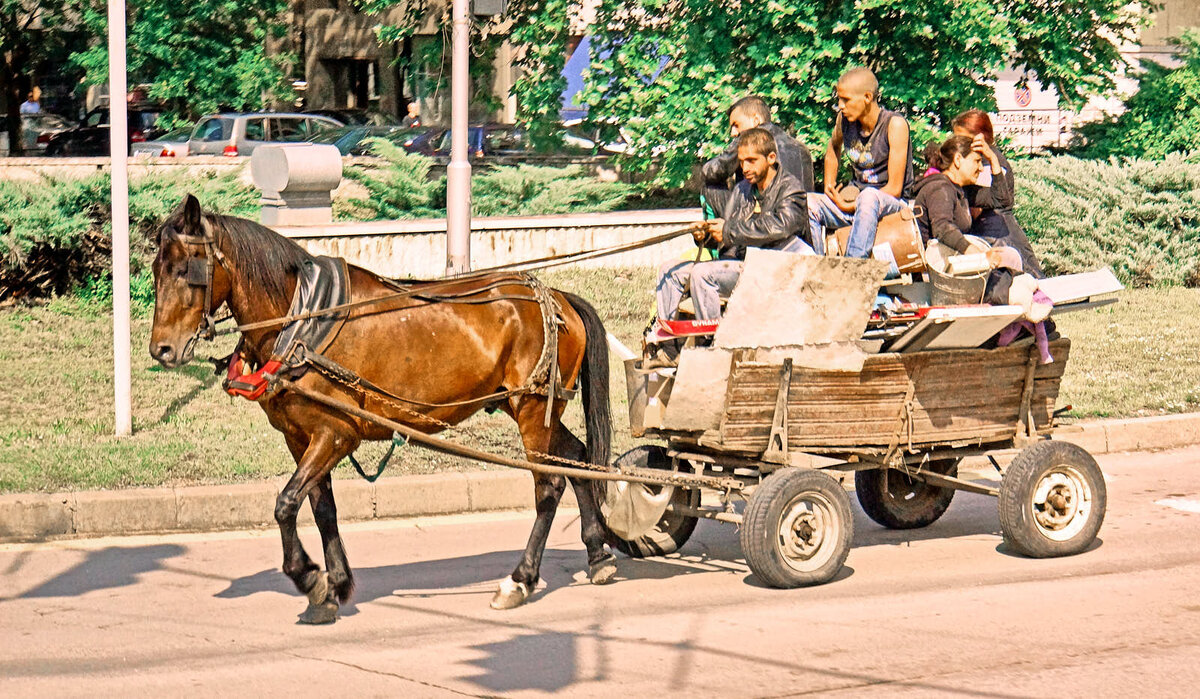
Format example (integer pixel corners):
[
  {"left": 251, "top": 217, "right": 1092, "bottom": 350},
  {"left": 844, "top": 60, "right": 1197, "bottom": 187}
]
[{"left": 841, "top": 108, "right": 914, "bottom": 198}]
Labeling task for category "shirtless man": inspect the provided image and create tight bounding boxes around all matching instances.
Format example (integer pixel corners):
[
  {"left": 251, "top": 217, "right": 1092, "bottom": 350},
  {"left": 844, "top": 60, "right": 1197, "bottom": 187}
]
[{"left": 807, "top": 68, "right": 913, "bottom": 258}]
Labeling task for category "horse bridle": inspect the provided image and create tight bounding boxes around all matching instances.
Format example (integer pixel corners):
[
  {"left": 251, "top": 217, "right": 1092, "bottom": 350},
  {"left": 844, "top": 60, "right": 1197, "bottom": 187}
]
[{"left": 174, "top": 218, "right": 227, "bottom": 351}]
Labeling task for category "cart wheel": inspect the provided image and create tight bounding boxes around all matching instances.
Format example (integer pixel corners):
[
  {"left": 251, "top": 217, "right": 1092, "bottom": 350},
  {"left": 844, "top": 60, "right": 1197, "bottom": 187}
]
[
  {"left": 854, "top": 459, "right": 959, "bottom": 530},
  {"left": 600, "top": 446, "right": 700, "bottom": 558},
  {"left": 999, "top": 441, "right": 1106, "bottom": 558},
  {"left": 741, "top": 468, "right": 853, "bottom": 588}
]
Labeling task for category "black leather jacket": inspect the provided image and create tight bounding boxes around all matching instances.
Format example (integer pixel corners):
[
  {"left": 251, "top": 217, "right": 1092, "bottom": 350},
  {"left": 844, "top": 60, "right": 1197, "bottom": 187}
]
[
  {"left": 702, "top": 123, "right": 815, "bottom": 193},
  {"left": 706, "top": 170, "right": 810, "bottom": 260}
]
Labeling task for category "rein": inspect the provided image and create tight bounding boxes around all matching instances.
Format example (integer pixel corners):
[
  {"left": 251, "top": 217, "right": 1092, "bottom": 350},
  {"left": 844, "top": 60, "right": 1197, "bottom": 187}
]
[{"left": 206, "top": 225, "right": 695, "bottom": 337}]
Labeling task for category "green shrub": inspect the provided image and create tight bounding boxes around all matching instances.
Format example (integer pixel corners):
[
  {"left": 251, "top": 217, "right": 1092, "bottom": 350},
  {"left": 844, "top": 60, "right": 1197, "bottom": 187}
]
[
  {"left": 0, "top": 168, "right": 257, "bottom": 303},
  {"left": 339, "top": 139, "right": 444, "bottom": 220},
  {"left": 1070, "top": 30, "right": 1200, "bottom": 160},
  {"left": 341, "top": 139, "right": 634, "bottom": 220},
  {"left": 1014, "top": 155, "right": 1200, "bottom": 287},
  {"left": 471, "top": 165, "right": 634, "bottom": 217}
]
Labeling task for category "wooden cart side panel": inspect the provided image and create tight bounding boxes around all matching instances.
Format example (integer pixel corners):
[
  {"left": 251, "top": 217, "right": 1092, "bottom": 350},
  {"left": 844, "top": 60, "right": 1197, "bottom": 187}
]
[{"left": 717, "top": 339, "right": 1070, "bottom": 453}]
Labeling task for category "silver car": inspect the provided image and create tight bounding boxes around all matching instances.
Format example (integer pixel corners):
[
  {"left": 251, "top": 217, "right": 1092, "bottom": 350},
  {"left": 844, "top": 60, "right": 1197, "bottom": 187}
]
[
  {"left": 186, "top": 112, "right": 343, "bottom": 157},
  {"left": 131, "top": 126, "right": 194, "bottom": 158}
]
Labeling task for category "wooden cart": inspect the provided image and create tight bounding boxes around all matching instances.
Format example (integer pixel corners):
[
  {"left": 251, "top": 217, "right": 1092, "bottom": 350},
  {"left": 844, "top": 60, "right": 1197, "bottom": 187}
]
[{"left": 601, "top": 335, "right": 1107, "bottom": 588}]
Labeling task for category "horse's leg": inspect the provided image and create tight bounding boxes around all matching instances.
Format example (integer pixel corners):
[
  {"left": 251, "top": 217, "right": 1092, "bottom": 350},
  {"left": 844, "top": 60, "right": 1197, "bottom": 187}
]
[
  {"left": 307, "top": 475, "right": 355, "bottom": 604},
  {"left": 492, "top": 397, "right": 568, "bottom": 610},
  {"left": 554, "top": 425, "right": 617, "bottom": 585},
  {"left": 276, "top": 429, "right": 350, "bottom": 624}
]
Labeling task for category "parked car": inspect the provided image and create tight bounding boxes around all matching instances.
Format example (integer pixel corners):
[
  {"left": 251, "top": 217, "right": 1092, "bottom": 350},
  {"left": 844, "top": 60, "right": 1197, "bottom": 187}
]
[
  {"left": 44, "top": 105, "right": 163, "bottom": 157},
  {"left": 131, "top": 126, "right": 194, "bottom": 158},
  {"left": 346, "top": 126, "right": 445, "bottom": 156},
  {"left": 305, "top": 109, "right": 400, "bottom": 127},
  {"left": 186, "top": 113, "right": 343, "bottom": 157},
  {"left": 305, "top": 125, "right": 416, "bottom": 155},
  {"left": 0, "top": 113, "right": 73, "bottom": 155},
  {"left": 432, "top": 124, "right": 617, "bottom": 160}
]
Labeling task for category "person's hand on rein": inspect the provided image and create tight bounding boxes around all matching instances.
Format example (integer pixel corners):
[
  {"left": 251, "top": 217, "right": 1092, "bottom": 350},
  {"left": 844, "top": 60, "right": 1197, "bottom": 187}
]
[{"left": 691, "top": 219, "right": 724, "bottom": 246}]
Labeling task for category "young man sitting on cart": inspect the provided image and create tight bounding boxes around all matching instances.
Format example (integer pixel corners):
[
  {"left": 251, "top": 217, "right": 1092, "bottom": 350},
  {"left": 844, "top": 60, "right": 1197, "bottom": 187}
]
[{"left": 655, "top": 127, "right": 813, "bottom": 324}]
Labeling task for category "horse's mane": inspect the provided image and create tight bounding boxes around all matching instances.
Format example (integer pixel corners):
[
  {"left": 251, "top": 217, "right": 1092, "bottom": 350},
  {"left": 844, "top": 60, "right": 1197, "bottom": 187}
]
[{"left": 208, "top": 213, "right": 314, "bottom": 303}]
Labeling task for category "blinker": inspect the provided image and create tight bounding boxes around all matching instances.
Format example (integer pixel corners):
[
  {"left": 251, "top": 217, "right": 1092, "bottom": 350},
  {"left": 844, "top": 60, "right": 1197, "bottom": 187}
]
[{"left": 186, "top": 258, "right": 208, "bottom": 286}]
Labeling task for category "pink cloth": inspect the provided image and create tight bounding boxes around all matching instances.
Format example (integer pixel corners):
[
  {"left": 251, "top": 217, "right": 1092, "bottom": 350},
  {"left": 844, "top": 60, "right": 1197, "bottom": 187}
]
[
  {"left": 922, "top": 166, "right": 941, "bottom": 178},
  {"left": 997, "top": 319, "right": 1053, "bottom": 364}
]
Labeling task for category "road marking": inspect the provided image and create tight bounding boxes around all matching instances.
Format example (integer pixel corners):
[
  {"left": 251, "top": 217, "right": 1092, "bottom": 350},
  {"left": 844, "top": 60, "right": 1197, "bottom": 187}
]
[{"left": 1155, "top": 498, "right": 1200, "bottom": 513}]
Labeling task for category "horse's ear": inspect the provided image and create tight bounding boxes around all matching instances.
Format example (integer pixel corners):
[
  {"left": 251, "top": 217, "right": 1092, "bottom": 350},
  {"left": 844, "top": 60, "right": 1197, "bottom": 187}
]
[{"left": 181, "top": 194, "right": 202, "bottom": 230}]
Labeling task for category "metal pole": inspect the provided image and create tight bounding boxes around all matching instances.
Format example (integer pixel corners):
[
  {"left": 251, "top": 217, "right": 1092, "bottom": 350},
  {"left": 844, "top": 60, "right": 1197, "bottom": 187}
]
[
  {"left": 445, "top": 0, "right": 472, "bottom": 275},
  {"left": 108, "top": 0, "right": 132, "bottom": 436}
]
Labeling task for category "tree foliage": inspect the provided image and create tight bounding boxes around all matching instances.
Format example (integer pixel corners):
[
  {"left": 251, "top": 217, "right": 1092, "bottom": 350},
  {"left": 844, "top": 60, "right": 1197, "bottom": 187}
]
[
  {"left": 1070, "top": 30, "right": 1200, "bottom": 160},
  {"left": 574, "top": 0, "right": 1147, "bottom": 185},
  {"left": 72, "top": 0, "right": 293, "bottom": 126}
]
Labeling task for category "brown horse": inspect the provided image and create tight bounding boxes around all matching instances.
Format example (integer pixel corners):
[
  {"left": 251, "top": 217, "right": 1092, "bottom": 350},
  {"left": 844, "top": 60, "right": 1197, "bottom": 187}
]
[{"left": 149, "top": 195, "right": 614, "bottom": 623}]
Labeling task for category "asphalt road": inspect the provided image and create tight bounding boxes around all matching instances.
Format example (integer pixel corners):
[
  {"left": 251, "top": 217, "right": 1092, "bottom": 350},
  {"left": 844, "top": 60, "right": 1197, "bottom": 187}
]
[{"left": 3, "top": 446, "right": 1200, "bottom": 698}]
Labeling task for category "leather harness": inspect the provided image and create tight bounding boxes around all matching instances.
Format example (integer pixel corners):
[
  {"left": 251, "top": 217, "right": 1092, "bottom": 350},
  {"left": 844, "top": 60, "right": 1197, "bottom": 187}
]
[{"left": 178, "top": 227, "right": 576, "bottom": 408}]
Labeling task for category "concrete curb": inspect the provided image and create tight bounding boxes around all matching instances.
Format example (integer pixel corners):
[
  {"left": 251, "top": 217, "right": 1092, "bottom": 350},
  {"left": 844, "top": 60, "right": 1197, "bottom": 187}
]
[{"left": 3, "top": 413, "right": 1198, "bottom": 543}]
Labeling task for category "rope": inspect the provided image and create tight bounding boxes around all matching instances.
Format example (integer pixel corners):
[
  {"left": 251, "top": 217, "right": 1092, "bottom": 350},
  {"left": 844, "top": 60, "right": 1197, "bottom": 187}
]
[
  {"left": 218, "top": 226, "right": 695, "bottom": 336},
  {"left": 277, "top": 378, "right": 742, "bottom": 491}
]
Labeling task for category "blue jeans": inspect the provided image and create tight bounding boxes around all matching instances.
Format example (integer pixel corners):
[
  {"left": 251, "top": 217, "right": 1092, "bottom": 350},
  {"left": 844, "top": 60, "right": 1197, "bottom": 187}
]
[{"left": 807, "top": 188, "right": 906, "bottom": 258}]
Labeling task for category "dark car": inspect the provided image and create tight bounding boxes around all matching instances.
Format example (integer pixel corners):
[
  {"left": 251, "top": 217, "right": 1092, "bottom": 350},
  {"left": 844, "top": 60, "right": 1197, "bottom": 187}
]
[
  {"left": 432, "top": 124, "right": 615, "bottom": 160},
  {"left": 347, "top": 126, "right": 445, "bottom": 156},
  {"left": 44, "top": 105, "right": 163, "bottom": 157},
  {"left": 305, "top": 109, "right": 400, "bottom": 127},
  {"left": 306, "top": 125, "right": 417, "bottom": 155}
]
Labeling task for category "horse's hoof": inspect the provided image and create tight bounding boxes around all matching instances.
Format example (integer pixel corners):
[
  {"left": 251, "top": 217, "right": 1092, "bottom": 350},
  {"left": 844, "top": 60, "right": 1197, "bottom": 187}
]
[
  {"left": 490, "top": 577, "right": 531, "bottom": 610},
  {"left": 298, "top": 600, "right": 339, "bottom": 625},
  {"left": 305, "top": 571, "right": 332, "bottom": 606},
  {"left": 589, "top": 554, "right": 618, "bottom": 585}
]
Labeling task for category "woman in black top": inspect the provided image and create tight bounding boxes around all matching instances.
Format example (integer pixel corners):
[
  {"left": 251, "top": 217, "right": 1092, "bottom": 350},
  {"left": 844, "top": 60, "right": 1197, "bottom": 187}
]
[
  {"left": 912, "top": 135, "right": 981, "bottom": 254},
  {"left": 951, "top": 109, "right": 1044, "bottom": 277}
]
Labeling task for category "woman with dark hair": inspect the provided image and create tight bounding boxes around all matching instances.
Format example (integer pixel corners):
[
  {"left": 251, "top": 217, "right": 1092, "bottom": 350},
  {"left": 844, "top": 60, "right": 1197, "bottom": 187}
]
[
  {"left": 911, "top": 135, "right": 980, "bottom": 254},
  {"left": 950, "top": 109, "right": 1043, "bottom": 276}
]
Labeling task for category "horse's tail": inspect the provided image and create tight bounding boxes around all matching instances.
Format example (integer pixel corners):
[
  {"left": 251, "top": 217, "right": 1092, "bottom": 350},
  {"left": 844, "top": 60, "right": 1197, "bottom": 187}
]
[{"left": 562, "top": 291, "right": 611, "bottom": 469}]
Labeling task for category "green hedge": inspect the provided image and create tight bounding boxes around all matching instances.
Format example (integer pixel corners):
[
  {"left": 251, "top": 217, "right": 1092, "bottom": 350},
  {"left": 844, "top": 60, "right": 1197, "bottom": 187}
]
[
  {"left": 0, "top": 170, "right": 257, "bottom": 304},
  {"left": 2, "top": 154, "right": 1195, "bottom": 305},
  {"left": 1014, "top": 155, "right": 1200, "bottom": 287}
]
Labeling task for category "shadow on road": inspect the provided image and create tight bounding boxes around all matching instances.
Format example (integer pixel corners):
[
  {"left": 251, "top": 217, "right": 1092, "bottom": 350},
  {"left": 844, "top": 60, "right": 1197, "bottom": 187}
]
[{"left": 14, "top": 544, "right": 186, "bottom": 599}]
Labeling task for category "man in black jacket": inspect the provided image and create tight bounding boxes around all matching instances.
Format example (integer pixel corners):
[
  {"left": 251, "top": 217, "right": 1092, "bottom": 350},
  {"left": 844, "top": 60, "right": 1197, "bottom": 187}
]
[
  {"left": 657, "top": 128, "right": 812, "bottom": 321},
  {"left": 702, "top": 96, "right": 814, "bottom": 194}
]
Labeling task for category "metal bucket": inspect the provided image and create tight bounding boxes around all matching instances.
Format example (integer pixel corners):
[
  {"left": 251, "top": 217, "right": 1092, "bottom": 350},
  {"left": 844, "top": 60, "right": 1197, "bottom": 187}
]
[{"left": 928, "top": 266, "right": 987, "bottom": 305}]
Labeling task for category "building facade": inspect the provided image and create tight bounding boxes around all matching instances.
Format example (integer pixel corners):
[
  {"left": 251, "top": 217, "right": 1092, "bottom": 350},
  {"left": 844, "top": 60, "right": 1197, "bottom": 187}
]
[{"left": 279, "top": 1, "right": 518, "bottom": 124}]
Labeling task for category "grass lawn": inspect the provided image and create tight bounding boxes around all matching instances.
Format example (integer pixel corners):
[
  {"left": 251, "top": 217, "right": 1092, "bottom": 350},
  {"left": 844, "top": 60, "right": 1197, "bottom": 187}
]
[{"left": 1, "top": 269, "right": 1197, "bottom": 493}]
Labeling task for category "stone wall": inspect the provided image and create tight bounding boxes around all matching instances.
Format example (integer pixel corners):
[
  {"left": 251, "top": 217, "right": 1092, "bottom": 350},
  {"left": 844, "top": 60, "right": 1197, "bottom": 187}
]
[{"left": 276, "top": 208, "right": 704, "bottom": 278}]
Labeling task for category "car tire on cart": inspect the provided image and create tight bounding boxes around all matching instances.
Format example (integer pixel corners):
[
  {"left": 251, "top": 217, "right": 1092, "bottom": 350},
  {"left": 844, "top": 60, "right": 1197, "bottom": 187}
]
[
  {"left": 854, "top": 458, "right": 959, "bottom": 529},
  {"left": 998, "top": 441, "right": 1106, "bottom": 558},
  {"left": 741, "top": 467, "right": 853, "bottom": 588},
  {"left": 599, "top": 445, "right": 700, "bottom": 558}
]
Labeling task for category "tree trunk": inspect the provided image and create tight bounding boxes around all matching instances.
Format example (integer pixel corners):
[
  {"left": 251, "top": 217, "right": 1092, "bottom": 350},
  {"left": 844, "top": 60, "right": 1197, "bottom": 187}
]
[{"left": 2, "top": 51, "right": 25, "bottom": 156}]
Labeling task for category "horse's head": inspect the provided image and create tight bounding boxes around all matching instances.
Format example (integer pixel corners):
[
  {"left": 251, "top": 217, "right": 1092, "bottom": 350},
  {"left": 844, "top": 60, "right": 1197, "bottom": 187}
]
[{"left": 149, "top": 194, "right": 232, "bottom": 368}]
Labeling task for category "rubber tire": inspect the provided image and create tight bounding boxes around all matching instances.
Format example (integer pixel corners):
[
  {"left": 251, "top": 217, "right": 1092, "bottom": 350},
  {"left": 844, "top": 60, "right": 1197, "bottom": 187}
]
[
  {"left": 855, "top": 459, "right": 959, "bottom": 529},
  {"left": 601, "top": 445, "right": 700, "bottom": 558},
  {"left": 740, "top": 468, "right": 853, "bottom": 588},
  {"left": 999, "top": 441, "right": 1107, "bottom": 558}
]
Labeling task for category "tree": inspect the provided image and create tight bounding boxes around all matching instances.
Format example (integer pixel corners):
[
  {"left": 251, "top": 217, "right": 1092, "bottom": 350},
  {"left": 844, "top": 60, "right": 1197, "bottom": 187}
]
[
  {"left": 573, "top": 0, "right": 1148, "bottom": 185},
  {"left": 1070, "top": 30, "right": 1200, "bottom": 160},
  {"left": 72, "top": 0, "right": 293, "bottom": 126},
  {"left": 0, "top": 1, "right": 82, "bottom": 155}
]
